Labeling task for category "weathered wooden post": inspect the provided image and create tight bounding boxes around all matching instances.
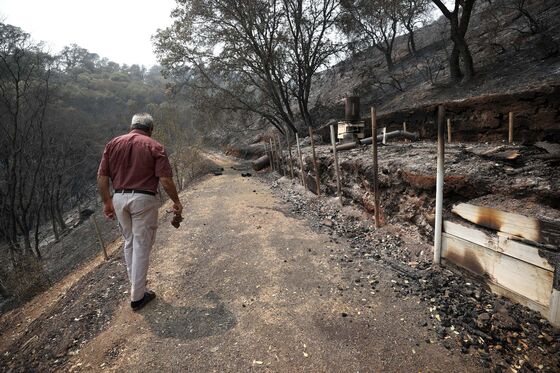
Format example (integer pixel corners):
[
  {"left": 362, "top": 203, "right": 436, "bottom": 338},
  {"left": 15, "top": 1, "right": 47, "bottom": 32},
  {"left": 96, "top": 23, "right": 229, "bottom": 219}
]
[
  {"left": 404, "top": 121, "right": 410, "bottom": 143},
  {"left": 276, "top": 134, "right": 286, "bottom": 176},
  {"left": 308, "top": 127, "right": 321, "bottom": 195},
  {"left": 371, "top": 107, "right": 381, "bottom": 228},
  {"left": 434, "top": 105, "right": 445, "bottom": 265},
  {"left": 286, "top": 131, "right": 295, "bottom": 179},
  {"left": 92, "top": 214, "right": 108, "bottom": 260},
  {"left": 508, "top": 111, "right": 514, "bottom": 144},
  {"left": 272, "top": 137, "right": 278, "bottom": 173},
  {"left": 269, "top": 139, "right": 275, "bottom": 172},
  {"left": 265, "top": 143, "right": 271, "bottom": 171},
  {"left": 274, "top": 136, "right": 282, "bottom": 174},
  {"left": 330, "top": 124, "right": 342, "bottom": 201},
  {"left": 447, "top": 118, "right": 452, "bottom": 143},
  {"left": 296, "top": 133, "right": 307, "bottom": 188}
]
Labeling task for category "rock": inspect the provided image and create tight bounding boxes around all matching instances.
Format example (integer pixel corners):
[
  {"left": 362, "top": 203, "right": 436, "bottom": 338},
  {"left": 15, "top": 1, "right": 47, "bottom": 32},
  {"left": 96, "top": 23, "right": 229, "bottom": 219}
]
[{"left": 321, "top": 219, "right": 334, "bottom": 227}]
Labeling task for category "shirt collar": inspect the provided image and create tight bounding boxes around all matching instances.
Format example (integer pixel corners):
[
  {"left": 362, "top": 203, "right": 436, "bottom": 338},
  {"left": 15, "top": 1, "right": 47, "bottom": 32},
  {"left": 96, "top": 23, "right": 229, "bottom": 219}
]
[{"left": 131, "top": 129, "right": 150, "bottom": 136}]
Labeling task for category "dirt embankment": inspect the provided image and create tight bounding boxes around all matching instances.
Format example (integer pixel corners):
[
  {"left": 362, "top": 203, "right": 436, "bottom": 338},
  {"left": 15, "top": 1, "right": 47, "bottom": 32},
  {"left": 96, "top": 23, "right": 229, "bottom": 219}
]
[{"left": 289, "top": 140, "right": 560, "bottom": 248}]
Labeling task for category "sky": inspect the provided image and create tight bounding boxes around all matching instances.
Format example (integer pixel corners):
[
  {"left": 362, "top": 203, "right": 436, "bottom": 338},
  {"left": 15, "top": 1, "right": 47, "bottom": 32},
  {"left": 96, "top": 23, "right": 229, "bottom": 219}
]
[{"left": 0, "top": 0, "right": 176, "bottom": 67}]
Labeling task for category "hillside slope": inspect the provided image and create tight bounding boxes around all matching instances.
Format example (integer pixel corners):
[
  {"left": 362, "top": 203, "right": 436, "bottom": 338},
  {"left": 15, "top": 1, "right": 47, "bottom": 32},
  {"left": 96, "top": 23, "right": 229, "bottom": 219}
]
[{"left": 305, "top": 0, "right": 560, "bottom": 142}]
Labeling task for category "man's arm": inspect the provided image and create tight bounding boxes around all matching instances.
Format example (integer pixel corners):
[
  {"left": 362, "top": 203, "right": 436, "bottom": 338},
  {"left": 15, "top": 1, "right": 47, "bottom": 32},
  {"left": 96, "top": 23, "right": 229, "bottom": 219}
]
[
  {"left": 97, "top": 175, "right": 115, "bottom": 219},
  {"left": 160, "top": 177, "right": 183, "bottom": 215}
]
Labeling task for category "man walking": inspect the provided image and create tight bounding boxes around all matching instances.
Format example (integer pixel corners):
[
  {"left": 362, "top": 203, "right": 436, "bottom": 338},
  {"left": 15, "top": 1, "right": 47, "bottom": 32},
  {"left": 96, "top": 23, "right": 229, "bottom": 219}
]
[{"left": 97, "top": 113, "right": 182, "bottom": 311}]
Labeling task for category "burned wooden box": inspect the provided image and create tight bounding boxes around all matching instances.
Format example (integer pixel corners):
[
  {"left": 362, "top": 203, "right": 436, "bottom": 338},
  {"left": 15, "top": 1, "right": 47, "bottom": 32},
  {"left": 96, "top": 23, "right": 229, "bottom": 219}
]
[{"left": 441, "top": 203, "right": 560, "bottom": 327}]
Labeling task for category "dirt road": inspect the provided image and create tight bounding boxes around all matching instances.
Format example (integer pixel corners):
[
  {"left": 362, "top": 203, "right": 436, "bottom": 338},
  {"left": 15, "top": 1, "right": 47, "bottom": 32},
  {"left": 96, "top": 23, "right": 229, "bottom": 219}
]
[{"left": 1, "top": 155, "right": 480, "bottom": 372}]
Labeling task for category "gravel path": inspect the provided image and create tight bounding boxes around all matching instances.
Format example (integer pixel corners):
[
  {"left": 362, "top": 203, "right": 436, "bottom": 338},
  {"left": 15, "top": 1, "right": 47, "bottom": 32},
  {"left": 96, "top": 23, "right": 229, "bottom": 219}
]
[
  {"left": 2, "top": 153, "right": 557, "bottom": 371},
  {"left": 54, "top": 154, "right": 478, "bottom": 372}
]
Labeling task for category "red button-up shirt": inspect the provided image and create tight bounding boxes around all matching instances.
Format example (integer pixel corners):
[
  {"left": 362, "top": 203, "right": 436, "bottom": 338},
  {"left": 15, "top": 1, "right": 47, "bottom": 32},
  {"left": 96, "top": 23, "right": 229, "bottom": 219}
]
[{"left": 97, "top": 129, "right": 173, "bottom": 193}]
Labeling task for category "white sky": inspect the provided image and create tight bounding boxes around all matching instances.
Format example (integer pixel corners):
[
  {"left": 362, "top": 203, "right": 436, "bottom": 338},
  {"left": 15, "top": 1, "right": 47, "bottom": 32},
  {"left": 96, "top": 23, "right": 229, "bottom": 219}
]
[{"left": 0, "top": 0, "right": 176, "bottom": 67}]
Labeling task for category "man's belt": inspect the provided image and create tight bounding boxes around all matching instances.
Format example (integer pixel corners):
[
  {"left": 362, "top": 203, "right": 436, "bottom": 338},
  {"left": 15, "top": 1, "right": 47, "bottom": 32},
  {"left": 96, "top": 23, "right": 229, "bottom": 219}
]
[{"left": 114, "top": 189, "right": 156, "bottom": 196}]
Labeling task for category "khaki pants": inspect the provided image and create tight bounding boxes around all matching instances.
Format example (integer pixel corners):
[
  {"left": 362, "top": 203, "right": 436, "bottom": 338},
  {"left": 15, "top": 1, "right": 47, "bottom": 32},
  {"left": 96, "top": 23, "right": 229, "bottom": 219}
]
[{"left": 113, "top": 192, "right": 160, "bottom": 302}]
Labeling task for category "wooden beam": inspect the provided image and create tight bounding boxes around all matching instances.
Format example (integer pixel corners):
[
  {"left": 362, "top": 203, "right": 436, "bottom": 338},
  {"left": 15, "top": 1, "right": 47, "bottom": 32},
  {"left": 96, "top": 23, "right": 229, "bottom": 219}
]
[
  {"left": 276, "top": 134, "right": 286, "bottom": 176},
  {"left": 498, "top": 232, "right": 555, "bottom": 271},
  {"left": 442, "top": 233, "right": 554, "bottom": 307},
  {"left": 91, "top": 215, "right": 108, "bottom": 260},
  {"left": 296, "top": 133, "right": 306, "bottom": 188},
  {"left": 443, "top": 220, "right": 497, "bottom": 249},
  {"left": 508, "top": 112, "right": 514, "bottom": 144},
  {"left": 550, "top": 290, "right": 560, "bottom": 327},
  {"left": 442, "top": 260, "right": 550, "bottom": 320},
  {"left": 286, "top": 131, "right": 294, "bottom": 179},
  {"left": 443, "top": 220, "right": 555, "bottom": 271},
  {"left": 452, "top": 203, "right": 560, "bottom": 248},
  {"left": 309, "top": 127, "right": 321, "bottom": 196}
]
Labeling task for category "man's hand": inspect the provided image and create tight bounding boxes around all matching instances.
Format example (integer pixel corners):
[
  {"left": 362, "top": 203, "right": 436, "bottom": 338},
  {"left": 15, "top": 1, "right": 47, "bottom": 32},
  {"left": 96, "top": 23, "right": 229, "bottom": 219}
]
[
  {"left": 160, "top": 177, "right": 182, "bottom": 215},
  {"left": 104, "top": 200, "right": 116, "bottom": 220},
  {"left": 172, "top": 201, "right": 183, "bottom": 215},
  {"left": 97, "top": 175, "right": 115, "bottom": 220}
]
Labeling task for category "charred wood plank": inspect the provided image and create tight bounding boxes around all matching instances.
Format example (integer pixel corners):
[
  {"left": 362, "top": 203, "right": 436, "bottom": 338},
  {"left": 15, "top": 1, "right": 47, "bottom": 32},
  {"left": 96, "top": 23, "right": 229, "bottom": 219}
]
[{"left": 452, "top": 203, "right": 560, "bottom": 249}]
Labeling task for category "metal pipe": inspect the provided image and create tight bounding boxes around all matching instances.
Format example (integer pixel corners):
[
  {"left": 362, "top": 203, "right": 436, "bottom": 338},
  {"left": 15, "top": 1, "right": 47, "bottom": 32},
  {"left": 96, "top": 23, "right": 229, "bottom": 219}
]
[
  {"left": 371, "top": 107, "right": 381, "bottom": 228},
  {"left": 330, "top": 124, "right": 342, "bottom": 200},
  {"left": 434, "top": 105, "right": 445, "bottom": 265}
]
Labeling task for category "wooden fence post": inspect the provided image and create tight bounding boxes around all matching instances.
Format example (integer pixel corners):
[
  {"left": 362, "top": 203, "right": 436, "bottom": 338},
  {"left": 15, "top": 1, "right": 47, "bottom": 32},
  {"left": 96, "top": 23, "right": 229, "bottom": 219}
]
[
  {"left": 276, "top": 134, "right": 286, "bottom": 176},
  {"left": 92, "top": 214, "right": 108, "bottom": 260},
  {"left": 382, "top": 127, "right": 387, "bottom": 145},
  {"left": 371, "top": 107, "right": 381, "bottom": 228},
  {"left": 447, "top": 118, "right": 452, "bottom": 143},
  {"left": 508, "top": 112, "right": 514, "bottom": 144},
  {"left": 264, "top": 143, "right": 271, "bottom": 171},
  {"left": 272, "top": 138, "right": 282, "bottom": 173},
  {"left": 434, "top": 105, "right": 445, "bottom": 265},
  {"left": 403, "top": 122, "right": 407, "bottom": 132},
  {"left": 286, "top": 131, "right": 294, "bottom": 179},
  {"left": 272, "top": 137, "right": 278, "bottom": 173},
  {"left": 269, "top": 139, "right": 275, "bottom": 172},
  {"left": 308, "top": 127, "right": 321, "bottom": 196},
  {"left": 296, "top": 133, "right": 307, "bottom": 188},
  {"left": 330, "top": 124, "right": 342, "bottom": 201}
]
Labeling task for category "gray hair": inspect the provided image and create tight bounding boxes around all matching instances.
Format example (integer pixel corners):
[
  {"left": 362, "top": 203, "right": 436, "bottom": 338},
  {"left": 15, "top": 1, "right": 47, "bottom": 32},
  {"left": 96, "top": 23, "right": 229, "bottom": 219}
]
[{"left": 130, "top": 113, "right": 154, "bottom": 131}]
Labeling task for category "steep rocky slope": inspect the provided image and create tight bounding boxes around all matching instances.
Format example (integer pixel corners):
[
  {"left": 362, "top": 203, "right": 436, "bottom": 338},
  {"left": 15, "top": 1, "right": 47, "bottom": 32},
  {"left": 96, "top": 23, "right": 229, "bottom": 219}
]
[{"left": 305, "top": 0, "right": 560, "bottom": 142}]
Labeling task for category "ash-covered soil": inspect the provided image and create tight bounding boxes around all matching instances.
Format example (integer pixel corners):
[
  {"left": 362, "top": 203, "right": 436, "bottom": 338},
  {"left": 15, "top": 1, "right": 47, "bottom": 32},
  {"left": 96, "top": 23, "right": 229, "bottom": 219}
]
[
  {"left": 0, "top": 152, "right": 557, "bottom": 372},
  {"left": 292, "top": 140, "right": 560, "bottom": 245},
  {"left": 262, "top": 171, "right": 560, "bottom": 372}
]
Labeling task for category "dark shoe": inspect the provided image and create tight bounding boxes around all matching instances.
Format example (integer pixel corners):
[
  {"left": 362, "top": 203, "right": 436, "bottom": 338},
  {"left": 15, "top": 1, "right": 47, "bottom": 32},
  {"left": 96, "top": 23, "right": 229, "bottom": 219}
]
[{"left": 131, "top": 290, "right": 156, "bottom": 311}]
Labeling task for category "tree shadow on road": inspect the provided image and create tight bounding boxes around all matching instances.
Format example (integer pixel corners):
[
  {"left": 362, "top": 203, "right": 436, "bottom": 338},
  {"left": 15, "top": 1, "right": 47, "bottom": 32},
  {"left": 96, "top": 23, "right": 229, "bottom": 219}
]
[{"left": 144, "top": 291, "right": 236, "bottom": 340}]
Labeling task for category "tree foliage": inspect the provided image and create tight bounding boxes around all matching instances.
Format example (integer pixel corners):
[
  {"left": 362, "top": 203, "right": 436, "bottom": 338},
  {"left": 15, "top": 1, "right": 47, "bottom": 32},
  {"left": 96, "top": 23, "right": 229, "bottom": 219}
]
[
  {"left": 154, "top": 0, "right": 340, "bottom": 134},
  {"left": 0, "top": 22, "right": 194, "bottom": 271}
]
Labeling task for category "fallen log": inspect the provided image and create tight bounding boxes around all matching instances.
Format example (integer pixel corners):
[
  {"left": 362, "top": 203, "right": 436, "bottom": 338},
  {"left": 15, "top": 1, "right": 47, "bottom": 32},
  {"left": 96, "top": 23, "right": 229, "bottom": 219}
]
[
  {"left": 334, "top": 130, "right": 419, "bottom": 152},
  {"left": 251, "top": 154, "right": 270, "bottom": 171},
  {"left": 452, "top": 203, "right": 560, "bottom": 249},
  {"left": 225, "top": 143, "right": 265, "bottom": 159}
]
